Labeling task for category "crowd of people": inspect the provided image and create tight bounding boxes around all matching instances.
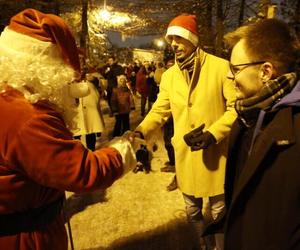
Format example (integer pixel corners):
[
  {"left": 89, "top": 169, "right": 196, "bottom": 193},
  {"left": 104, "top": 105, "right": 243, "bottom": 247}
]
[
  {"left": 71, "top": 52, "right": 168, "bottom": 151},
  {"left": 0, "top": 7, "right": 300, "bottom": 250}
]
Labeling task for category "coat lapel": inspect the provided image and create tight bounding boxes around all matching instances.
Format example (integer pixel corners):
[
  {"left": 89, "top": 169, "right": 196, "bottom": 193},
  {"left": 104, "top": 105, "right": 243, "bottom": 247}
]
[
  {"left": 189, "top": 49, "right": 206, "bottom": 94},
  {"left": 224, "top": 119, "right": 243, "bottom": 207},
  {"left": 229, "top": 107, "right": 295, "bottom": 209}
]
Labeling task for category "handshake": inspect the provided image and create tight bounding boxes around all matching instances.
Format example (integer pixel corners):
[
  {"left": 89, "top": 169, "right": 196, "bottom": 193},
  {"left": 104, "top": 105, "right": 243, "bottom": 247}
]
[
  {"left": 183, "top": 124, "right": 216, "bottom": 151},
  {"left": 106, "top": 130, "right": 156, "bottom": 175}
]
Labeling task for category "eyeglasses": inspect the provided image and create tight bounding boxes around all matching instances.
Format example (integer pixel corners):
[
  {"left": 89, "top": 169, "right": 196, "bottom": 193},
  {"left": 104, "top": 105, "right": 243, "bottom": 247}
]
[{"left": 229, "top": 61, "right": 265, "bottom": 77}]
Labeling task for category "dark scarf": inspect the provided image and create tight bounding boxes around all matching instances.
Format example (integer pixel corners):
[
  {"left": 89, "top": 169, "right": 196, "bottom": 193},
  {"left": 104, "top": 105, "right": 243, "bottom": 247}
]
[
  {"left": 176, "top": 47, "right": 205, "bottom": 87},
  {"left": 177, "top": 49, "right": 196, "bottom": 74},
  {"left": 235, "top": 72, "right": 297, "bottom": 127}
]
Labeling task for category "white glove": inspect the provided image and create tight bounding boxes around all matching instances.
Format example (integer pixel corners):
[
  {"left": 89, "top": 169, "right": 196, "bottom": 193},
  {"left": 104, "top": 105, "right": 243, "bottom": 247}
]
[{"left": 105, "top": 135, "right": 137, "bottom": 175}]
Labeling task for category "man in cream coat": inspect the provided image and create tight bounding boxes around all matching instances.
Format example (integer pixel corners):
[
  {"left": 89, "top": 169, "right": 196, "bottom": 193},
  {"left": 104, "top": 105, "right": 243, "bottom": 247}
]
[{"left": 134, "top": 14, "right": 236, "bottom": 250}]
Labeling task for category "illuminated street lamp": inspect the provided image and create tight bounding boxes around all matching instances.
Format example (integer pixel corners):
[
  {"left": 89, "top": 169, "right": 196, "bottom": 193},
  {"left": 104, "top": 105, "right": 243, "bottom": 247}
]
[
  {"left": 157, "top": 40, "right": 164, "bottom": 47},
  {"left": 99, "top": 0, "right": 111, "bottom": 21},
  {"left": 155, "top": 39, "right": 165, "bottom": 50},
  {"left": 99, "top": 9, "right": 110, "bottom": 21}
]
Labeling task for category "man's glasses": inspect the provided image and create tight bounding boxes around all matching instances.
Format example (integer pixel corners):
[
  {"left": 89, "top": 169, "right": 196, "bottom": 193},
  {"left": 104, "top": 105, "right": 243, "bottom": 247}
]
[{"left": 229, "top": 61, "right": 265, "bottom": 77}]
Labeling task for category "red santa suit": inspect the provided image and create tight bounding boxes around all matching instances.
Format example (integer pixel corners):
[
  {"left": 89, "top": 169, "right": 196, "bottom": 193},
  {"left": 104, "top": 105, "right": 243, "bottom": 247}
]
[{"left": 0, "top": 87, "right": 123, "bottom": 250}]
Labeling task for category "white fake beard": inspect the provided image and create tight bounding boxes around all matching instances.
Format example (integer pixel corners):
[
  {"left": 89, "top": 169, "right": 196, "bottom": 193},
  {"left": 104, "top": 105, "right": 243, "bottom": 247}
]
[{"left": 0, "top": 52, "right": 91, "bottom": 131}]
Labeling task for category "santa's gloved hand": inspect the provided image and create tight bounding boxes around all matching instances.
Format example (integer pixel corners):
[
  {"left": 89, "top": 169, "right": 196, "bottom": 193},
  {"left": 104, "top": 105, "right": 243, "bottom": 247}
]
[
  {"left": 105, "top": 135, "right": 137, "bottom": 175},
  {"left": 184, "top": 123, "right": 205, "bottom": 146},
  {"left": 190, "top": 131, "right": 216, "bottom": 151}
]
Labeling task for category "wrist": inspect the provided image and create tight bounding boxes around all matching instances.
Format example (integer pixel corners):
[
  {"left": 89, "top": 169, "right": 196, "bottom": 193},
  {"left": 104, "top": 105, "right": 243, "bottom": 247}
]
[{"left": 134, "top": 131, "right": 144, "bottom": 139}]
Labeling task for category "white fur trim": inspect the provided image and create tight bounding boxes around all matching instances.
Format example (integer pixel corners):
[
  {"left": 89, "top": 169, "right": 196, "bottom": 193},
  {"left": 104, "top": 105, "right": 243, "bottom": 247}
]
[
  {"left": 69, "top": 81, "right": 90, "bottom": 98},
  {"left": 0, "top": 28, "right": 61, "bottom": 59},
  {"left": 165, "top": 26, "right": 198, "bottom": 47}
]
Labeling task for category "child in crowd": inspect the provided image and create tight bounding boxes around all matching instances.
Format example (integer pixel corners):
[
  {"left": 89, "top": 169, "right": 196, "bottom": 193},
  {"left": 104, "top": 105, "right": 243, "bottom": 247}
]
[{"left": 111, "top": 74, "right": 135, "bottom": 137}]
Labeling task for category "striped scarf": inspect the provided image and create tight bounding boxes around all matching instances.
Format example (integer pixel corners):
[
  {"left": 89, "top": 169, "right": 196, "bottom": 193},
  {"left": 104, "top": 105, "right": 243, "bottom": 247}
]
[
  {"left": 177, "top": 47, "right": 204, "bottom": 86},
  {"left": 236, "top": 72, "right": 297, "bottom": 127}
]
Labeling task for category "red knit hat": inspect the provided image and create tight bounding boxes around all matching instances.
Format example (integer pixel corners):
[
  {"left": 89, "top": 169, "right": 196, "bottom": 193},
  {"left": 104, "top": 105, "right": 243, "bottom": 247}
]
[
  {"left": 165, "top": 14, "right": 199, "bottom": 47},
  {"left": 4, "top": 8, "right": 80, "bottom": 73}
]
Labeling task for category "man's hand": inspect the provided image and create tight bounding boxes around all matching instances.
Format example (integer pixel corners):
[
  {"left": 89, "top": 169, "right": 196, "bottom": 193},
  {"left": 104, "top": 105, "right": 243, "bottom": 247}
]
[
  {"left": 183, "top": 124, "right": 216, "bottom": 151},
  {"left": 183, "top": 123, "right": 205, "bottom": 146},
  {"left": 123, "top": 130, "right": 146, "bottom": 152},
  {"left": 126, "top": 130, "right": 144, "bottom": 143},
  {"left": 190, "top": 131, "right": 216, "bottom": 151}
]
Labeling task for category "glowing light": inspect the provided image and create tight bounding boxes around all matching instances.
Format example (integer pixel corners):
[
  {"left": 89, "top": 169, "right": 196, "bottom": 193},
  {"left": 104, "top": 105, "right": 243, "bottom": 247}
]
[
  {"left": 154, "top": 39, "right": 165, "bottom": 49},
  {"left": 92, "top": 8, "right": 141, "bottom": 32},
  {"left": 89, "top": 1, "right": 148, "bottom": 37},
  {"left": 110, "top": 14, "right": 131, "bottom": 25},
  {"left": 98, "top": 0, "right": 111, "bottom": 21},
  {"left": 99, "top": 9, "right": 111, "bottom": 21},
  {"left": 156, "top": 40, "right": 164, "bottom": 48}
]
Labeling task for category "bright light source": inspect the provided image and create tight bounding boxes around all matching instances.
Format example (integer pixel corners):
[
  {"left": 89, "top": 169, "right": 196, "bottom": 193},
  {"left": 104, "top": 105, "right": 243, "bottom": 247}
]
[
  {"left": 156, "top": 40, "right": 164, "bottom": 48},
  {"left": 110, "top": 14, "right": 131, "bottom": 25},
  {"left": 90, "top": 6, "right": 144, "bottom": 36},
  {"left": 99, "top": 9, "right": 111, "bottom": 21}
]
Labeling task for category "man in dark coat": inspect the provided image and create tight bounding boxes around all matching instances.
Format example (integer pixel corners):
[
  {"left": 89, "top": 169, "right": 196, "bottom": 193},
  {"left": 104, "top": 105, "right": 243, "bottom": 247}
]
[
  {"left": 104, "top": 56, "right": 124, "bottom": 115},
  {"left": 222, "top": 18, "right": 300, "bottom": 250}
]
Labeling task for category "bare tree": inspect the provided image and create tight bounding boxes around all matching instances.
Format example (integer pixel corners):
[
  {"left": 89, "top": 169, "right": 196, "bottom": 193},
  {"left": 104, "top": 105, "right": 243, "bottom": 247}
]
[
  {"left": 204, "top": 0, "right": 214, "bottom": 49},
  {"left": 215, "top": 0, "right": 225, "bottom": 56},
  {"left": 238, "top": 0, "right": 246, "bottom": 25},
  {"left": 80, "top": 0, "right": 88, "bottom": 49},
  {"left": 295, "top": 0, "right": 300, "bottom": 35},
  {"left": 54, "top": 0, "right": 60, "bottom": 15}
]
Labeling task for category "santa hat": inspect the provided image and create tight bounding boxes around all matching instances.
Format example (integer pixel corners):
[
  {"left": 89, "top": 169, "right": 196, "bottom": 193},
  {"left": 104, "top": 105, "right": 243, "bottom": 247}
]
[
  {"left": 165, "top": 14, "right": 199, "bottom": 47},
  {"left": 0, "top": 8, "right": 80, "bottom": 73}
]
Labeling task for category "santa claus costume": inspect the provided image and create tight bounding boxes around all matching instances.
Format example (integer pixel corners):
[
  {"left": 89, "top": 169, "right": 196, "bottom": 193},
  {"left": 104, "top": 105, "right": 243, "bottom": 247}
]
[{"left": 0, "top": 8, "right": 135, "bottom": 250}]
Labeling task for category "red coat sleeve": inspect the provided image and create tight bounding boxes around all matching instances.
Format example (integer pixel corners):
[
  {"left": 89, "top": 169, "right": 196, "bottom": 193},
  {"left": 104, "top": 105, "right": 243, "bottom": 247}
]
[{"left": 5, "top": 111, "right": 123, "bottom": 193}]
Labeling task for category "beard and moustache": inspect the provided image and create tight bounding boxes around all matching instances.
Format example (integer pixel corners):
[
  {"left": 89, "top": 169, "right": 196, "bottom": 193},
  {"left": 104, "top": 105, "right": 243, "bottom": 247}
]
[{"left": 0, "top": 53, "right": 89, "bottom": 131}]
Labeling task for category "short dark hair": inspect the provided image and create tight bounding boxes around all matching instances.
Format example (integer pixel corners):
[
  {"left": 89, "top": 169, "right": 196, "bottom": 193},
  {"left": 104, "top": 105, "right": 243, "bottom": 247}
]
[
  {"left": 224, "top": 19, "right": 300, "bottom": 75},
  {"left": 90, "top": 76, "right": 99, "bottom": 87},
  {"left": 157, "top": 62, "right": 164, "bottom": 68}
]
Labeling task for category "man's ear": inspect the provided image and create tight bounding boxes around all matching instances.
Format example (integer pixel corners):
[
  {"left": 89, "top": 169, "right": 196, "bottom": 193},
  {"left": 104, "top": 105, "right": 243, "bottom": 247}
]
[{"left": 261, "top": 62, "right": 276, "bottom": 82}]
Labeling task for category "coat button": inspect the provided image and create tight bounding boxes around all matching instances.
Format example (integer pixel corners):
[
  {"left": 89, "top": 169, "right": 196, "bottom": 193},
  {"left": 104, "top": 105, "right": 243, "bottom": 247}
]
[
  {"left": 191, "top": 124, "right": 195, "bottom": 128},
  {"left": 188, "top": 103, "right": 192, "bottom": 107}
]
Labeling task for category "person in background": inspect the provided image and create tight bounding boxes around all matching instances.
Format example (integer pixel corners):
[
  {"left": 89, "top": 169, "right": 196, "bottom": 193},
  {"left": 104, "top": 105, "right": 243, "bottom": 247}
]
[
  {"left": 129, "top": 69, "right": 137, "bottom": 95},
  {"left": 125, "top": 63, "right": 137, "bottom": 95},
  {"left": 146, "top": 62, "right": 158, "bottom": 110},
  {"left": 0, "top": 9, "right": 136, "bottom": 250},
  {"left": 154, "top": 61, "right": 166, "bottom": 86},
  {"left": 111, "top": 74, "right": 135, "bottom": 137},
  {"left": 136, "top": 64, "right": 150, "bottom": 116},
  {"left": 104, "top": 55, "right": 124, "bottom": 116},
  {"left": 131, "top": 14, "right": 236, "bottom": 250},
  {"left": 73, "top": 75, "right": 105, "bottom": 151},
  {"left": 156, "top": 59, "right": 177, "bottom": 191},
  {"left": 161, "top": 116, "right": 177, "bottom": 192},
  {"left": 220, "top": 18, "right": 300, "bottom": 250}
]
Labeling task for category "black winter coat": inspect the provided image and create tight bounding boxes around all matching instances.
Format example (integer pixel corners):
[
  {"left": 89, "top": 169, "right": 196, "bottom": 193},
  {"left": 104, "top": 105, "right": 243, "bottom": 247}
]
[
  {"left": 224, "top": 106, "right": 300, "bottom": 250},
  {"left": 105, "top": 63, "right": 124, "bottom": 90}
]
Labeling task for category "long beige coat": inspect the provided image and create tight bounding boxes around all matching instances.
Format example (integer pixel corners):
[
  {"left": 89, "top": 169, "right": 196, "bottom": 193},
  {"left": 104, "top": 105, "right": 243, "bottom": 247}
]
[
  {"left": 73, "top": 81, "right": 105, "bottom": 136},
  {"left": 136, "top": 49, "right": 237, "bottom": 197}
]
